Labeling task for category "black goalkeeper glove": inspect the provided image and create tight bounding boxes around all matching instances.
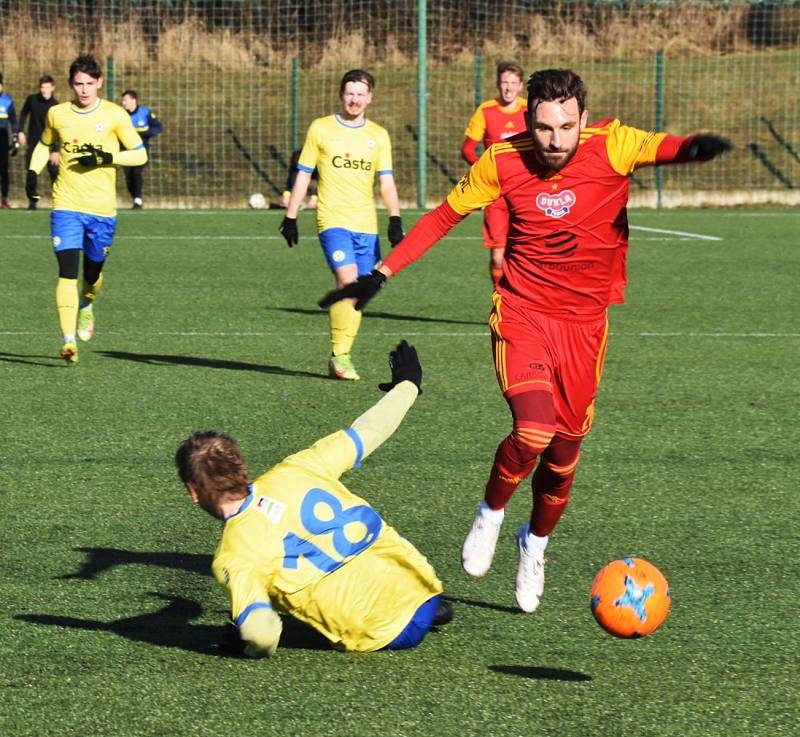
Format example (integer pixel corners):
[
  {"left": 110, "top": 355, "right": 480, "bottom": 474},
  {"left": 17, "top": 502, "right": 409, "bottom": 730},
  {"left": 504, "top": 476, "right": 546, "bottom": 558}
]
[
  {"left": 318, "top": 269, "right": 387, "bottom": 311},
  {"left": 279, "top": 216, "right": 298, "bottom": 247},
  {"left": 387, "top": 215, "right": 404, "bottom": 247},
  {"left": 76, "top": 144, "right": 113, "bottom": 168},
  {"left": 378, "top": 339, "right": 422, "bottom": 393},
  {"left": 686, "top": 135, "right": 731, "bottom": 161}
]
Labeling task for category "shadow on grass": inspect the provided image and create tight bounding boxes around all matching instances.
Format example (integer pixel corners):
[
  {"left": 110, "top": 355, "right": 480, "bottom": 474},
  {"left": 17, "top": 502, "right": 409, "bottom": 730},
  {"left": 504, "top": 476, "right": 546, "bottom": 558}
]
[
  {"left": 271, "top": 306, "right": 487, "bottom": 327},
  {"left": 96, "top": 350, "right": 328, "bottom": 378},
  {"left": 488, "top": 664, "right": 592, "bottom": 682},
  {"left": 0, "top": 351, "right": 67, "bottom": 368},
  {"left": 16, "top": 593, "right": 330, "bottom": 656},
  {"left": 60, "top": 547, "right": 211, "bottom": 580},
  {"left": 443, "top": 595, "right": 521, "bottom": 615}
]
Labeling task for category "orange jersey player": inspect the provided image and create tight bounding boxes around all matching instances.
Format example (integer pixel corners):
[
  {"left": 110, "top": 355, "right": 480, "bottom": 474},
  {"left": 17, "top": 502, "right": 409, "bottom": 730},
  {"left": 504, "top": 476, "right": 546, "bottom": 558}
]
[
  {"left": 320, "top": 68, "right": 731, "bottom": 614},
  {"left": 461, "top": 62, "right": 527, "bottom": 286}
]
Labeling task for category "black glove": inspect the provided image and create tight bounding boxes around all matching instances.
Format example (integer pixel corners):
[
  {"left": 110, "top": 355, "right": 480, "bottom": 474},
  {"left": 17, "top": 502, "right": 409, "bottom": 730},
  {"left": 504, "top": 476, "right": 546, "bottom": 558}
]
[
  {"left": 378, "top": 339, "right": 422, "bottom": 393},
  {"left": 76, "top": 144, "right": 113, "bottom": 168},
  {"left": 279, "top": 216, "right": 298, "bottom": 247},
  {"left": 687, "top": 135, "right": 731, "bottom": 161},
  {"left": 318, "top": 269, "right": 387, "bottom": 311},
  {"left": 387, "top": 215, "right": 404, "bottom": 247},
  {"left": 10, "top": 138, "right": 20, "bottom": 157}
]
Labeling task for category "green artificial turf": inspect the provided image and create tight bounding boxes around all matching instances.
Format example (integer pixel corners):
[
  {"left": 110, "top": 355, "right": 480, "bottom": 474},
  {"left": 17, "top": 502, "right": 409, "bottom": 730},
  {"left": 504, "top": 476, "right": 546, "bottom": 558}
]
[{"left": 0, "top": 207, "right": 797, "bottom": 736}]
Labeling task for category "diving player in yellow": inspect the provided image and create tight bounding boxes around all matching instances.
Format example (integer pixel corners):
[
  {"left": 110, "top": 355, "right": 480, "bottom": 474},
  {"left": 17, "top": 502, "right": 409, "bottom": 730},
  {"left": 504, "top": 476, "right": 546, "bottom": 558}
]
[
  {"left": 28, "top": 54, "right": 147, "bottom": 364},
  {"left": 279, "top": 69, "right": 404, "bottom": 381},
  {"left": 175, "top": 341, "right": 452, "bottom": 656}
]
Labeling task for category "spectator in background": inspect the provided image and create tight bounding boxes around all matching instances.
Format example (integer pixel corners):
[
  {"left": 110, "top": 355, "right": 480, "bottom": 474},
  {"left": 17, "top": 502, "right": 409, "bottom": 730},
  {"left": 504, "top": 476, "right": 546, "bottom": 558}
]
[
  {"left": 0, "top": 73, "right": 20, "bottom": 209},
  {"left": 121, "top": 90, "right": 162, "bottom": 209},
  {"left": 18, "top": 74, "right": 60, "bottom": 210}
]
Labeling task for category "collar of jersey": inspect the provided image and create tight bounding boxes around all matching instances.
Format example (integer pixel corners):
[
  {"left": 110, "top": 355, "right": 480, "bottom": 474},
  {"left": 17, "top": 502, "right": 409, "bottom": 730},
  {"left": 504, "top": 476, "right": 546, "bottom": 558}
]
[
  {"left": 70, "top": 99, "right": 102, "bottom": 115},
  {"left": 334, "top": 113, "right": 366, "bottom": 129},
  {"left": 225, "top": 484, "right": 254, "bottom": 521}
]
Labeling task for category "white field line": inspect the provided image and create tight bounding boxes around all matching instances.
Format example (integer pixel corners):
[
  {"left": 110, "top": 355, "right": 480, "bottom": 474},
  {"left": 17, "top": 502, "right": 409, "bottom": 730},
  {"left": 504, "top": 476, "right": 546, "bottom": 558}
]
[
  {"left": 0, "top": 233, "right": 712, "bottom": 242},
  {"left": 628, "top": 225, "right": 721, "bottom": 241},
  {"left": 1, "top": 330, "right": 797, "bottom": 338}
]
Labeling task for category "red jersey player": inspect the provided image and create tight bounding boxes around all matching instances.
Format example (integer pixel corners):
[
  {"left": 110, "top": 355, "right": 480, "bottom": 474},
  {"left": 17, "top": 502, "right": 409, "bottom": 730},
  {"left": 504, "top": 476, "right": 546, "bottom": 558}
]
[
  {"left": 461, "top": 62, "right": 527, "bottom": 286},
  {"left": 320, "top": 69, "right": 730, "bottom": 614}
]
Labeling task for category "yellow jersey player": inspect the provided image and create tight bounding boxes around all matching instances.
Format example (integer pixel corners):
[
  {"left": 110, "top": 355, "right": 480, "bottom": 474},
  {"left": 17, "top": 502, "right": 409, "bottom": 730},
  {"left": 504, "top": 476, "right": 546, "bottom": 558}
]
[
  {"left": 28, "top": 55, "right": 147, "bottom": 364},
  {"left": 175, "top": 341, "right": 452, "bottom": 656},
  {"left": 279, "top": 69, "right": 404, "bottom": 382}
]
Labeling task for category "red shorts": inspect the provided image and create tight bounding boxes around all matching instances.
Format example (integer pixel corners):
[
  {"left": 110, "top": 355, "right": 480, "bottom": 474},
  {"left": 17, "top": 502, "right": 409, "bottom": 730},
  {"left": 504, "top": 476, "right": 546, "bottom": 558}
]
[
  {"left": 489, "top": 292, "right": 609, "bottom": 438},
  {"left": 482, "top": 197, "right": 509, "bottom": 249}
]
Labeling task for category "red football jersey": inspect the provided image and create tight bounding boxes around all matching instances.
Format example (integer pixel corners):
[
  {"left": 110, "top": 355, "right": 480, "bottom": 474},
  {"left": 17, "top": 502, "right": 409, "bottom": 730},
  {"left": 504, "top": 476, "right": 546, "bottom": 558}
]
[
  {"left": 464, "top": 98, "right": 528, "bottom": 147},
  {"left": 385, "top": 120, "right": 691, "bottom": 319}
]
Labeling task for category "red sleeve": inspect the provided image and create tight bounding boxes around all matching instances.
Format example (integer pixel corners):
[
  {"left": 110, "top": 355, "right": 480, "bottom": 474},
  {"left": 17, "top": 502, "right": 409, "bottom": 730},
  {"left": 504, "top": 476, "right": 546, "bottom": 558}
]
[
  {"left": 655, "top": 134, "right": 701, "bottom": 164},
  {"left": 461, "top": 137, "right": 479, "bottom": 165},
  {"left": 382, "top": 200, "right": 466, "bottom": 276}
]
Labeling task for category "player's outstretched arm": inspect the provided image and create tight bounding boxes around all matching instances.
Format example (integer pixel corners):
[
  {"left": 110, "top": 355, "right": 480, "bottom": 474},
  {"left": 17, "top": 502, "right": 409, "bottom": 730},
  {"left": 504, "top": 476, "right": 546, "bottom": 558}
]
[{"left": 349, "top": 340, "right": 422, "bottom": 461}]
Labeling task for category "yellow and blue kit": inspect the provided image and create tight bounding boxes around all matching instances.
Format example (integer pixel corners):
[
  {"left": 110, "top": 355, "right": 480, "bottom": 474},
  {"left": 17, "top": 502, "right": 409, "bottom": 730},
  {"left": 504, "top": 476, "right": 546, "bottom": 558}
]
[
  {"left": 212, "top": 382, "right": 443, "bottom": 653},
  {"left": 297, "top": 114, "right": 394, "bottom": 236},
  {"left": 33, "top": 99, "right": 145, "bottom": 217},
  {"left": 126, "top": 103, "right": 162, "bottom": 150}
]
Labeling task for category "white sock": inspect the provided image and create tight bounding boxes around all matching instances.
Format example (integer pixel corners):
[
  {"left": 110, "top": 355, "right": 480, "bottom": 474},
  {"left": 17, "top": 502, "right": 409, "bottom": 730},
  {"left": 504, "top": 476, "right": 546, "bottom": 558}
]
[
  {"left": 524, "top": 528, "right": 548, "bottom": 553},
  {"left": 478, "top": 500, "right": 505, "bottom": 525},
  {"left": 63, "top": 333, "right": 76, "bottom": 343}
]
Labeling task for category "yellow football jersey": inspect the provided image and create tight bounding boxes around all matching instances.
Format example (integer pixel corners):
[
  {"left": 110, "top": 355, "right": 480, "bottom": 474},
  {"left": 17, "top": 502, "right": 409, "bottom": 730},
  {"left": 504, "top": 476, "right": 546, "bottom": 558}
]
[
  {"left": 212, "top": 428, "right": 442, "bottom": 652},
  {"left": 297, "top": 114, "right": 394, "bottom": 235},
  {"left": 41, "top": 99, "right": 143, "bottom": 217}
]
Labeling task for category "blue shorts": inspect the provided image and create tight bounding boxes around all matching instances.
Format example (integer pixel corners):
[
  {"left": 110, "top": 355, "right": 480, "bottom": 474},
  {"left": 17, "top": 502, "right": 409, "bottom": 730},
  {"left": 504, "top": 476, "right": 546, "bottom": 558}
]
[
  {"left": 386, "top": 595, "right": 440, "bottom": 650},
  {"left": 319, "top": 228, "right": 380, "bottom": 276},
  {"left": 51, "top": 210, "right": 117, "bottom": 262}
]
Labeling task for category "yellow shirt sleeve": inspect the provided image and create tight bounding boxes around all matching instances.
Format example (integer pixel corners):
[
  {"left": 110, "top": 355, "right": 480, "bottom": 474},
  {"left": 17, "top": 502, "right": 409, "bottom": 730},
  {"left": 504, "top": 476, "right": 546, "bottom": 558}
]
[
  {"left": 445, "top": 145, "right": 502, "bottom": 215},
  {"left": 605, "top": 120, "right": 669, "bottom": 175},
  {"left": 376, "top": 126, "right": 393, "bottom": 174},
  {"left": 464, "top": 105, "right": 486, "bottom": 141},
  {"left": 298, "top": 120, "right": 321, "bottom": 171}
]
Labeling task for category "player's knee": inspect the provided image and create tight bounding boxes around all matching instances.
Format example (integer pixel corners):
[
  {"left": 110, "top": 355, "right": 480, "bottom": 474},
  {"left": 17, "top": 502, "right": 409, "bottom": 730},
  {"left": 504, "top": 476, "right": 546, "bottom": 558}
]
[
  {"left": 541, "top": 436, "right": 582, "bottom": 478},
  {"left": 509, "top": 422, "right": 556, "bottom": 464},
  {"left": 83, "top": 257, "right": 104, "bottom": 285}
]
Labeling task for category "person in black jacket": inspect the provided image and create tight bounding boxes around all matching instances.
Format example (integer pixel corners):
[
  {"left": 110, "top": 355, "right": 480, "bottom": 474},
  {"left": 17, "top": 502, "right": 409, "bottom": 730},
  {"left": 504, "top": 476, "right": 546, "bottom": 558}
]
[{"left": 18, "top": 75, "right": 59, "bottom": 210}]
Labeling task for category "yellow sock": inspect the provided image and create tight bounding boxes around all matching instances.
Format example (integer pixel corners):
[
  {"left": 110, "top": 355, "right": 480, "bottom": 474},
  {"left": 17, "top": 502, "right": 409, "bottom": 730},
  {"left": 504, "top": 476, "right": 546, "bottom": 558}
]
[
  {"left": 329, "top": 300, "right": 361, "bottom": 356},
  {"left": 81, "top": 272, "right": 104, "bottom": 307},
  {"left": 56, "top": 278, "right": 79, "bottom": 339}
]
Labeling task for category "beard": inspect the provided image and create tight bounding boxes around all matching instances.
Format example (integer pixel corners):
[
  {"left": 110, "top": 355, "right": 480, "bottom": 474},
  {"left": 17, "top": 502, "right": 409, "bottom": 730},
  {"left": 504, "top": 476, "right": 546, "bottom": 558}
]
[{"left": 533, "top": 140, "right": 580, "bottom": 172}]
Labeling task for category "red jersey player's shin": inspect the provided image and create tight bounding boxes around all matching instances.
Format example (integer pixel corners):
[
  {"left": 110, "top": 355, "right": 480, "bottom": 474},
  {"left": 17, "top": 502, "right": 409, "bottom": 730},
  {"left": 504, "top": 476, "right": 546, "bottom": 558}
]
[{"left": 529, "top": 435, "right": 582, "bottom": 536}]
